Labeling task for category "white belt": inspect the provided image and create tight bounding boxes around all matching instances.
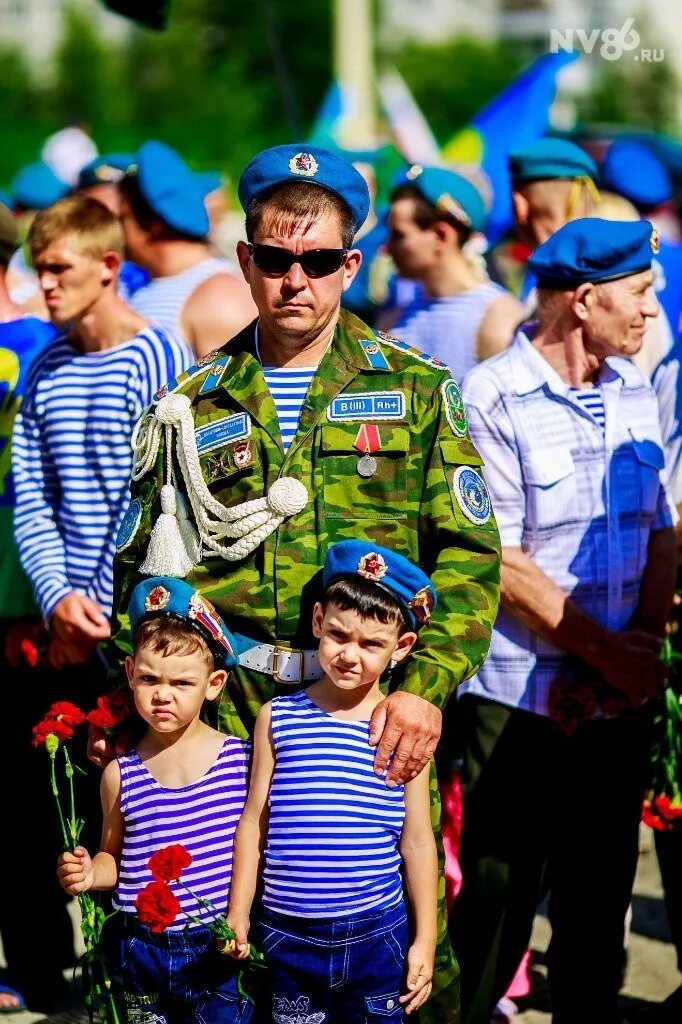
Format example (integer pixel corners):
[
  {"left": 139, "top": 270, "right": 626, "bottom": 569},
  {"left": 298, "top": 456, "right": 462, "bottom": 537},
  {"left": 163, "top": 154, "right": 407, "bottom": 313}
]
[{"left": 238, "top": 643, "right": 323, "bottom": 684}]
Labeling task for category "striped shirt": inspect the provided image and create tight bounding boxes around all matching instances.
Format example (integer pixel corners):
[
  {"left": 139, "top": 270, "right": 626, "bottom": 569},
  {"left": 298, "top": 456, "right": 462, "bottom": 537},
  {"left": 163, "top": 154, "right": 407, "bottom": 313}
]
[
  {"left": 12, "top": 326, "right": 192, "bottom": 620},
  {"left": 263, "top": 691, "right": 405, "bottom": 918},
  {"left": 570, "top": 386, "right": 605, "bottom": 429},
  {"left": 131, "top": 257, "right": 238, "bottom": 343},
  {"left": 262, "top": 365, "right": 315, "bottom": 450},
  {"left": 115, "top": 736, "right": 249, "bottom": 928},
  {"left": 460, "top": 327, "right": 677, "bottom": 716},
  {"left": 392, "top": 282, "right": 507, "bottom": 382}
]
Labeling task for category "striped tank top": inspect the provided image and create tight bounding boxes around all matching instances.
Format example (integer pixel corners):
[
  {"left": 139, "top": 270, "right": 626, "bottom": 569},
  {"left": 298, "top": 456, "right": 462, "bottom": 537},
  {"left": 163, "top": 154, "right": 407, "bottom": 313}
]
[
  {"left": 263, "top": 691, "right": 405, "bottom": 918},
  {"left": 131, "top": 256, "right": 238, "bottom": 342},
  {"left": 115, "top": 735, "right": 249, "bottom": 928},
  {"left": 262, "top": 366, "right": 315, "bottom": 450},
  {"left": 392, "top": 282, "right": 506, "bottom": 382}
]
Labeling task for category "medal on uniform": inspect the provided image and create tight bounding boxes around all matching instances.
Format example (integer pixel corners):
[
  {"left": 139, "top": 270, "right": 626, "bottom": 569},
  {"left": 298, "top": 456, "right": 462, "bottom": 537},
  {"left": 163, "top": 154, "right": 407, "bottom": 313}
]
[{"left": 353, "top": 424, "right": 381, "bottom": 477}]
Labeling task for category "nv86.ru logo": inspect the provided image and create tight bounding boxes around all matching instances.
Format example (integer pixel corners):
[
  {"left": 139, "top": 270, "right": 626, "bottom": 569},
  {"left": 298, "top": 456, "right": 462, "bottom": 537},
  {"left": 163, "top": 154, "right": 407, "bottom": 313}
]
[{"left": 550, "top": 18, "right": 664, "bottom": 62}]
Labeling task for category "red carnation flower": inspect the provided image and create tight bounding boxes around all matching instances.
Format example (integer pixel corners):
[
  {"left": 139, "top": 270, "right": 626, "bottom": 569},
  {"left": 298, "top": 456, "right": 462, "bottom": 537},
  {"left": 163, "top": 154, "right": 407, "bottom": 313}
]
[
  {"left": 20, "top": 639, "right": 40, "bottom": 668},
  {"left": 135, "top": 881, "right": 181, "bottom": 932},
  {"left": 148, "top": 844, "right": 193, "bottom": 883},
  {"left": 642, "top": 800, "right": 670, "bottom": 832},
  {"left": 46, "top": 701, "right": 86, "bottom": 727},
  {"left": 32, "top": 718, "right": 74, "bottom": 747},
  {"left": 86, "top": 691, "right": 132, "bottom": 730}
]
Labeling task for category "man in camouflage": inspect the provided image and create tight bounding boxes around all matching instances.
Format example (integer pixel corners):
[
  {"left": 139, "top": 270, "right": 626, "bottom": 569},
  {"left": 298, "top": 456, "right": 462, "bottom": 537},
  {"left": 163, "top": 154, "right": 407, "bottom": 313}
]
[{"left": 110, "top": 144, "right": 501, "bottom": 1023}]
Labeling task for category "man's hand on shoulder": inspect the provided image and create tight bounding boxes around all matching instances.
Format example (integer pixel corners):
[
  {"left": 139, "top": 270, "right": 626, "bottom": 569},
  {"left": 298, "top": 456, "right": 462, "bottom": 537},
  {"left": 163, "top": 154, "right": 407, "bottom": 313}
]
[{"left": 369, "top": 691, "right": 441, "bottom": 787}]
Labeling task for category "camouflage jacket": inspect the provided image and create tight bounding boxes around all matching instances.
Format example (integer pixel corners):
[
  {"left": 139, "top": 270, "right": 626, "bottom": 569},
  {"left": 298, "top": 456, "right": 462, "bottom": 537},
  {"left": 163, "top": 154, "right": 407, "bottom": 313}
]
[{"left": 112, "top": 309, "right": 501, "bottom": 738}]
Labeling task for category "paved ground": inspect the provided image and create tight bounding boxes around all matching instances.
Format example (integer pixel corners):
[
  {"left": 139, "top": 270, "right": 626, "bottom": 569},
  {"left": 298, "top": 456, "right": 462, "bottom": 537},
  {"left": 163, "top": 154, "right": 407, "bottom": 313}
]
[
  {"left": 515, "top": 827, "right": 680, "bottom": 1024},
  {"left": 2, "top": 828, "right": 680, "bottom": 1022}
]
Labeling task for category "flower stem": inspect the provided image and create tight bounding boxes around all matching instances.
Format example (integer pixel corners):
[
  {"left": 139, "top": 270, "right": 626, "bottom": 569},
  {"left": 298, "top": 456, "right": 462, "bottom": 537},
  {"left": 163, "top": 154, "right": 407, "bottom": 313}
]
[{"left": 49, "top": 751, "right": 71, "bottom": 850}]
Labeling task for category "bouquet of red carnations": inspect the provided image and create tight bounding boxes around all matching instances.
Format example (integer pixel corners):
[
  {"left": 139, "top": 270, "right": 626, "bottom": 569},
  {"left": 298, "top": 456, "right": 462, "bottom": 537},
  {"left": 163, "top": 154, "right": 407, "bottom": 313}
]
[
  {"left": 135, "top": 843, "right": 265, "bottom": 995},
  {"left": 32, "top": 694, "right": 132, "bottom": 1023}
]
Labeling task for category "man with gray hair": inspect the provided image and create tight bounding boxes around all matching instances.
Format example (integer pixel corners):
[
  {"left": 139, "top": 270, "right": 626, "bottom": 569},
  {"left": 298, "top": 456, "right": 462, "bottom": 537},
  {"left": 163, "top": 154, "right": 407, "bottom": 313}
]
[{"left": 451, "top": 217, "right": 676, "bottom": 1024}]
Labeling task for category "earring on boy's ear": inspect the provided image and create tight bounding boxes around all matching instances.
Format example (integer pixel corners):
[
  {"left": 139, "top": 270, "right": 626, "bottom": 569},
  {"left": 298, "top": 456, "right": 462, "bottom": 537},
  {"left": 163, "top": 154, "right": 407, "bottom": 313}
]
[{"left": 389, "top": 659, "right": 398, "bottom": 670}]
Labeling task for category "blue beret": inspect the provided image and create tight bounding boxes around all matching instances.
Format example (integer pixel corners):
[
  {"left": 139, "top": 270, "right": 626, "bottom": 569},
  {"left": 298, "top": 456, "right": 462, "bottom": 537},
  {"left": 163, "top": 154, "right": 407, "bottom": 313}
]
[
  {"left": 323, "top": 540, "right": 437, "bottom": 631},
  {"left": 509, "top": 139, "right": 598, "bottom": 185},
  {"left": 11, "top": 161, "right": 69, "bottom": 210},
  {"left": 128, "top": 576, "right": 237, "bottom": 669},
  {"left": 77, "top": 153, "right": 135, "bottom": 189},
  {"left": 601, "top": 141, "right": 672, "bottom": 210},
  {"left": 237, "top": 144, "right": 370, "bottom": 234},
  {"left": 195, "top": 170, "right": 224, "bottom": 197},
  {"left": 395, "top": 164, "right": 487, "bottom": 233},
  {"left": 133, "top": 141, "right": 209, "bottom": 239},
  {"left": 528, "top": 217, "right": 657, "bottom": 290}
]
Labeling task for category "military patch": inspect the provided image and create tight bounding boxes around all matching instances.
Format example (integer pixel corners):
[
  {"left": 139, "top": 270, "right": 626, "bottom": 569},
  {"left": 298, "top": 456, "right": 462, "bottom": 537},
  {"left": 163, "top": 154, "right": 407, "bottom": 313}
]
[
  {"left": 357, "top": 551, "right": 388, "bottom": 581},
  {"left": 232, "top": 441, "right": 253, "bottom": 470},
  {"left": 145, "top": 584, "right": 170, "bottom": 612},
  {"left": 442, "top": 379, "right": 468, "bottom": 437},
  {"left": 195, "top": 412, "right": 251, "bottom": 455},
  {"left": 189, "top": 594, "right": 234, "bottom": 654},
  {"left": 198, "top": 355, "right": 231, "bottom": 395},
  {"left": 327, "top": 391, "right": 405, "bottom": 422},
  {"left": 408, "top": 586, "right": 435, "bottom": 624},
  {"left": 155, "top": 359, "right": 220, "bottom": 402},
  {"left": 376, "top": 331, "right": 413, "bottom": 353},
  {"left": 360, "top": 338, "right": 391, "bottom": 371},
  {"left": 116, "top": 498, "right": 143, "bottom": 552},
  {"left": 453, "top": 466, "right": 491, "bottom": 525},
  {"left": 419, "top": 350, "right": 447, "bottom": 368}
]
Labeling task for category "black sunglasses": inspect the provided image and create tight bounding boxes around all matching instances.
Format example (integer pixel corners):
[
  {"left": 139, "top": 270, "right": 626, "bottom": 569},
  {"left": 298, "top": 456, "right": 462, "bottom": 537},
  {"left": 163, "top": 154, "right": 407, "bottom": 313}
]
[{"left": 248, "top": 243, "right": 348, "bottom": 278}]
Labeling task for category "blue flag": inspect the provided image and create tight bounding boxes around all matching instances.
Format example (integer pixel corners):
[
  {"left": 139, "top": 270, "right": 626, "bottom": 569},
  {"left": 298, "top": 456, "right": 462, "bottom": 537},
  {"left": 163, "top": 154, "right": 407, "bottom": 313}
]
[{"left": 442, "top": 51, "right": 579, "bottom": 243}]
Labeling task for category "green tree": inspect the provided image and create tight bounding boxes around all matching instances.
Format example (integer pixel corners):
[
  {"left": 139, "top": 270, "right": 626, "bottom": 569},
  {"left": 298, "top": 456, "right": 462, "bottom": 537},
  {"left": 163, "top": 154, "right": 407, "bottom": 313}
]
[
  {"left": 577, "top": 56, "right": 679, "bottom": 134},
  {"left": 392, "top": 36, "right": 524, "bottom": 144},
  {"left": 50, "top": 3, "right": 127, "bottom": 129}
]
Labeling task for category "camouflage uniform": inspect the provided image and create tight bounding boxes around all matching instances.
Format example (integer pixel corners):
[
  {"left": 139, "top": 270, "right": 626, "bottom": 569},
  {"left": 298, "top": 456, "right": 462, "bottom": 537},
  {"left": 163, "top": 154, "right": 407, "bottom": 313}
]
[{"left": 113, "top": 308, "right": 501, "bottom": 1023}]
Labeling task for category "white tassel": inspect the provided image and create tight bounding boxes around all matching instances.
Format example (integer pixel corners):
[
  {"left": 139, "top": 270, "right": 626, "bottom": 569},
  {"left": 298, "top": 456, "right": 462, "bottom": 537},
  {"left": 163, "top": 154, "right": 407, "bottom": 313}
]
[
  {"left": 176, "top": 491, "right": 202, "bottom": 564},
  {"left": 140, "top": 484, "right": 195, "bottom": 578}
]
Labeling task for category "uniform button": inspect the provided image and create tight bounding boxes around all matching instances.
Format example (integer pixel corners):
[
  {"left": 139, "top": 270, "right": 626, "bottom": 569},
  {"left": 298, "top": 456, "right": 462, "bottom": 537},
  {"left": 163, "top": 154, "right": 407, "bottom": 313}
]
[{"left": 386, "top": 999, "right": 395, "bottom": 1009}]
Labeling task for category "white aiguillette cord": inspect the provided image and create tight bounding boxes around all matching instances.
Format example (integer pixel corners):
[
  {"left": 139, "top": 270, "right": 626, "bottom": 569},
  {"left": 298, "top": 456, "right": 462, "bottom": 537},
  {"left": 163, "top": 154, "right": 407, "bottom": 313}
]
[{"left": 131, "top": 393, "right": 308, "bottom": 574}]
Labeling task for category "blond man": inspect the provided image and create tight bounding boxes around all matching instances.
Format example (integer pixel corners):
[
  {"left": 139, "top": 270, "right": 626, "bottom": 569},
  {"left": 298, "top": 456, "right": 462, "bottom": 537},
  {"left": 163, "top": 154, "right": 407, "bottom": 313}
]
[{"left": 13, "top": 194, "right": 192, "bottom": 668}]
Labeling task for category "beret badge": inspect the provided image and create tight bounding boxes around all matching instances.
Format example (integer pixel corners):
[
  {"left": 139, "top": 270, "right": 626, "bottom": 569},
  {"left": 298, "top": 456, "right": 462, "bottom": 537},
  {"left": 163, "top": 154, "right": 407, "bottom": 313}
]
[
  {"left": 357, "top": 552, "right": 388, "bottom": 581},
  {"left": 145, "top": 585, "right": 171, "bottom": 612},
  {"left": 289, "top": 152, "right": 319, "bottom": 177}
]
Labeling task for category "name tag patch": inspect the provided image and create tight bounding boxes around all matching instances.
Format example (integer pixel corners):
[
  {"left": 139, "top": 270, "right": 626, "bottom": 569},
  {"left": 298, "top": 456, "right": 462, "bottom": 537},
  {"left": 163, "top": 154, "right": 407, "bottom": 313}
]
[
  {"left": 327, "top": 391, "right": 405, "bottom": 422},
  {"left": 195, "top": 412, "right": 251, "bottom": 455}
]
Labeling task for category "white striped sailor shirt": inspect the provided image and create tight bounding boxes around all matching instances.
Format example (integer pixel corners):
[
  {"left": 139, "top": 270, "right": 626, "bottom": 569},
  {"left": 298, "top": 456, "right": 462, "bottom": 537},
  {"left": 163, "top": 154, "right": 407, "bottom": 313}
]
[
  {"left": 12, "top": 326, "right": 192, "bottom": 620},
  {"left": 460, "top": 326, "right": 677, "bottom": 716}
]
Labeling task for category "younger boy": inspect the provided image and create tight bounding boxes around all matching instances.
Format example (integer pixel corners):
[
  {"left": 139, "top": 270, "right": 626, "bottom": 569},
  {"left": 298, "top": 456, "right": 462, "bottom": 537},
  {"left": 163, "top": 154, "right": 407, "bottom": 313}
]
[
  {"left": 227, "top": 540, "right": 438, "bottom": 1022},
  {"left": 57, "top": 575, "right": 252, "bottom": 1024}
]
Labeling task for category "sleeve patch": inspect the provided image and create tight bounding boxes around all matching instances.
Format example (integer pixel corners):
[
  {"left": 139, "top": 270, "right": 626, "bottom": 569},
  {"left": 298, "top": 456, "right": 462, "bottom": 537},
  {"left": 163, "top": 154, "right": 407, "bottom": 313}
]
[
  {"left": 453, "top": 466, "right": 491, "bottom": 525},
  {"left": 442, "top": 379, "right": 468, "bottom": 437}
]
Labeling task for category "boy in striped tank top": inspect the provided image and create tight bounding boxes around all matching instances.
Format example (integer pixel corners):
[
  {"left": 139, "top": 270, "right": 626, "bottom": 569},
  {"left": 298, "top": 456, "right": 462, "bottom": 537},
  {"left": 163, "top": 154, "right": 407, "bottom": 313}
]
[
  {"left": 227, "top": 541, "right": 438, "bottom": 1023},
  {"left": 57, "top": 576, "right": 252, "bottom": 1024}
]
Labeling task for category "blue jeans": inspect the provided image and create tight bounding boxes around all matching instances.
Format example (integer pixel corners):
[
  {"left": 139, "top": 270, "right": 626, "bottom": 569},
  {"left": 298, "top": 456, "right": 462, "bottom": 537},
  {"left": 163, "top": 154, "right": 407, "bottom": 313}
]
[
  {"left": 118, "top": 915, "right": 253, "bottom": 1024},
  {"left": 256, "top": 900, "right": 408, "bottom": 1024}
]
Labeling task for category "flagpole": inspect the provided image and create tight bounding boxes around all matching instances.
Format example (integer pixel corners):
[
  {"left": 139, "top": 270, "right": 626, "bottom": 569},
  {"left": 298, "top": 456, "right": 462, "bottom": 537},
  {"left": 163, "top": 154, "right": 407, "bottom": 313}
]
[{"left": 333, "top": 0, "right": 376, "bottom": 150}]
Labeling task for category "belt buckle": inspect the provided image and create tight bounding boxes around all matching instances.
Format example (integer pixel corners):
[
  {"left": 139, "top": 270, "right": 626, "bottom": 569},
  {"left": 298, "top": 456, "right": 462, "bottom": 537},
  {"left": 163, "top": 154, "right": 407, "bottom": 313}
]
[{"left": 273, "top": 646, "right": 303, "bottom": 684}]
